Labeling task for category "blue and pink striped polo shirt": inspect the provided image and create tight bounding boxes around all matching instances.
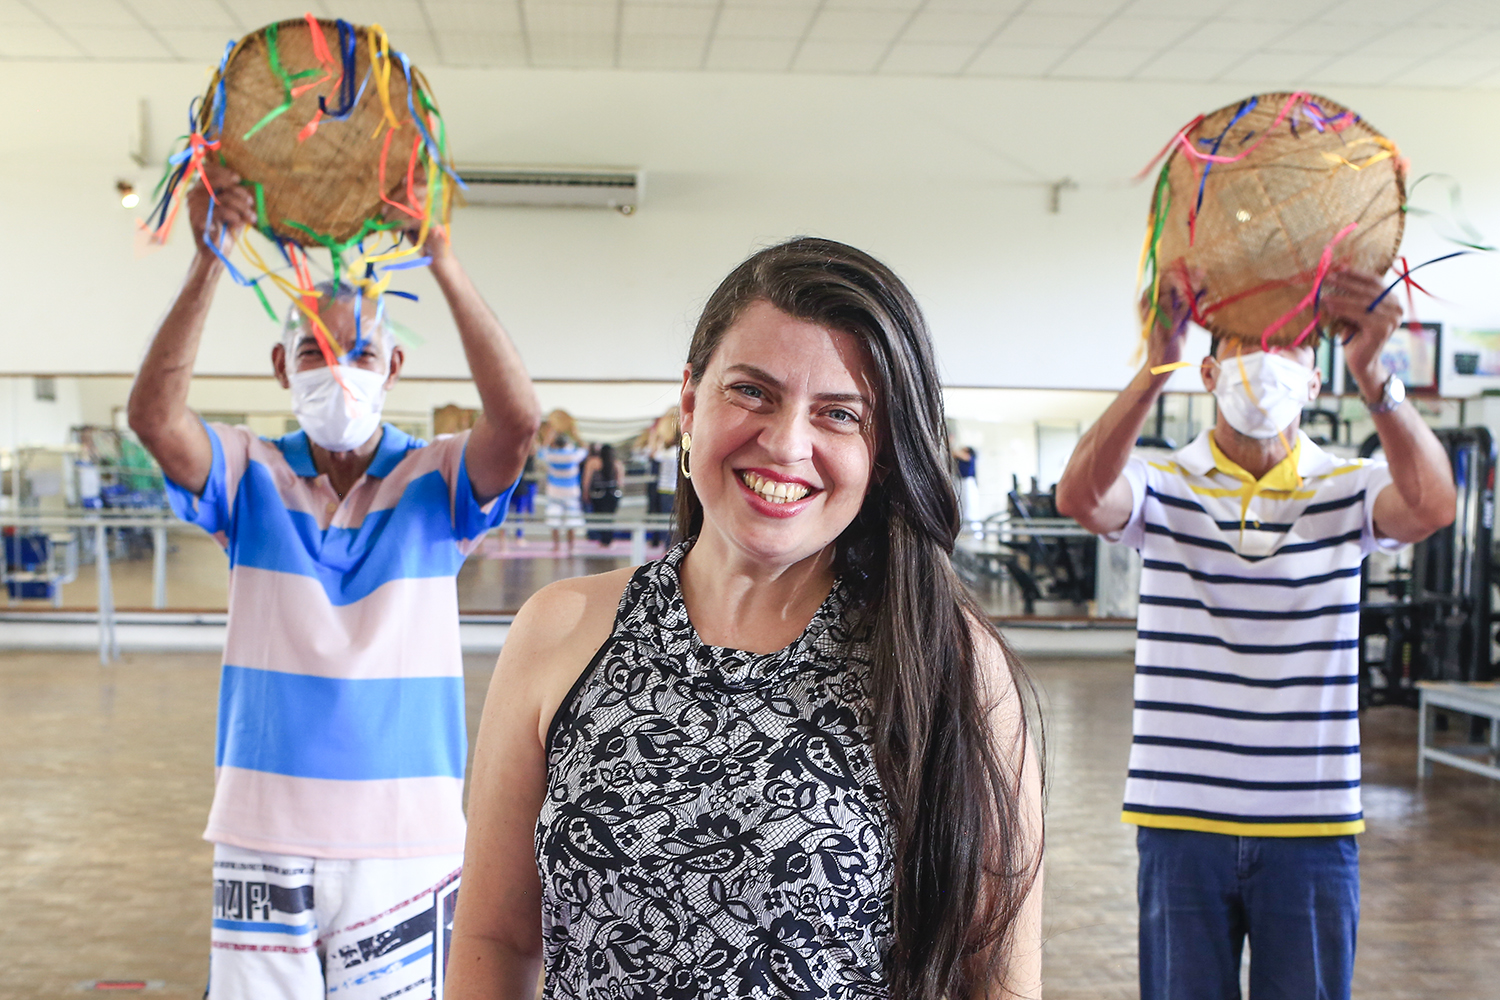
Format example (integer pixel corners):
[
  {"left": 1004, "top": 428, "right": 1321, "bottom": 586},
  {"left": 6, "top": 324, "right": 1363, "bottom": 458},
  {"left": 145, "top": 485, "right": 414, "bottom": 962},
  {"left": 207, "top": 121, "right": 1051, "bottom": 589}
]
[{"left": 166, "top": 422, "right": 514, "bottom": 859}]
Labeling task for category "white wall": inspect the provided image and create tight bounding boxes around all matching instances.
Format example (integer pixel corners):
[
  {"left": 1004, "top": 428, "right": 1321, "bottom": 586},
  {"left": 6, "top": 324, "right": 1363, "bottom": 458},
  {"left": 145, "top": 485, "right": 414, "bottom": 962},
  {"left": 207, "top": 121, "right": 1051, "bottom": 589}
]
[
  {"left": 4, "top": 63, "right": 1499, "bottom": 391},
  {"left": 0, "top": 378, "right": 84, "bottom": 453}
]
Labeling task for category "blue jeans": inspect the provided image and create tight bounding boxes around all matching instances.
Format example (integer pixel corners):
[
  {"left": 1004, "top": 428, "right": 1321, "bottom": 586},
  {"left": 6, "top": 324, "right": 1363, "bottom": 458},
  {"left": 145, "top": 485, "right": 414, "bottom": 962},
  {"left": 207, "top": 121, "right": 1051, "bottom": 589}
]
[{"left": 1137, "top": 827, "right": 1359, "bottom": 1000}]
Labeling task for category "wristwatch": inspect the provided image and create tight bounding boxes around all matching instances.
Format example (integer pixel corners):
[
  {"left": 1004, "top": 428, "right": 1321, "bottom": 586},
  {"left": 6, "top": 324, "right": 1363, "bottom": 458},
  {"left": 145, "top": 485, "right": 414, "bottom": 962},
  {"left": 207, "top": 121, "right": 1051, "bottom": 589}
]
[{"left": 1364, "top": 372, "right": 1405, "bottom": 415}]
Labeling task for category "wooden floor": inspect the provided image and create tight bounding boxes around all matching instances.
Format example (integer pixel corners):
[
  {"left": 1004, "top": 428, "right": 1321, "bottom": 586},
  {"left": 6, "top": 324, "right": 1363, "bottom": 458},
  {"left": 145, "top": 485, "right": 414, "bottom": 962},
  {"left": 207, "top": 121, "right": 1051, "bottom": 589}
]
[{"left": 1, "top": 652, "right": 1496, "bottom": 998}]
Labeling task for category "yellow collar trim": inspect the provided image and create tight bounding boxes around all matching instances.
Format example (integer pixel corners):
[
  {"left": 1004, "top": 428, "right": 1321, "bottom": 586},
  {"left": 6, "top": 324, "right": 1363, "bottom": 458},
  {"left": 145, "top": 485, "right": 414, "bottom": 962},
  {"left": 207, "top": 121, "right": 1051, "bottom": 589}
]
[{"left": 1207, "top": 434, "right": 1304, "bottom": 538}]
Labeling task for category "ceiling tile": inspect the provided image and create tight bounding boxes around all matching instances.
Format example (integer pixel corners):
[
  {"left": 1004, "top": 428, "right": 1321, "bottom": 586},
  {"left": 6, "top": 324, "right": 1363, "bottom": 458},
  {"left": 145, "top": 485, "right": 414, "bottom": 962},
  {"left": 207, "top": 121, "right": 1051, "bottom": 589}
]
[
  {"left": 394, "top": 33, "right": 440, "bottom": 65},
  {"left": 1312, "top": 0, "right": 1424, "bottom": 26},
  {"left": 1444, "top": 30, "right": 1500, "bottom": 60},
  {"left": 823, "top": 0, "right": 925, "bottom": 9},
  {"left": 703, "top": 34, "right": 798, "bottom": 68},
  {"left": 924, "top": 0, "right": 1025, "bottom": 10},
  {"left": 156, "top": 28, "right": 239, "bottom": 60},
  {"left": 1388, "top": 56, "right": 1500, "bottom": 87},
  {"left": 621, "top": 4, "right": 718, "bottom": 36},
  {"left": 880, "top": 41, "right": 973, "bottom": 74},
  {"left": 1300, "top": 54, "right": 1398, "bottom": 86},
  {"left": 1216, "top": 50, "right": 1326, "bottom": 83},
  {"left": 805, "top": 9, "right": 908, "bottom": 42},
  {"left": 435, "top": 30, "right": 528, "bottom": 65},
  {"left": 714, "top": 4, "right": 815, "bottom": 38},
  {"left": 991, "top": 13, "right": 1106, "bottom": 48},
  {"left": 428, "top": 3, "right": 525, "bottom": 33},
  {"left": 1088, "top": 15, "right": 1196, "bottom": 47},
  {"left": 793, "top": 38, "right": 885, "bottom": 72},
  {"left": 223, "top": 2, "right": 331, "bottom": 30},
  {"left": 69, "top": 25, "right": 174, "bottom": 57},
  {"left": 1427, "top": 0, "right": 1500, "bottom": 28},
  {"left": 619, "top": 34, "right": 706, "bottom": 68},
  {"left": 1216, "top": 0, "right": 1339, "bottom": 17},
  {"left": 965, "top": 44, "right": 1070, "bottom": 76},
  {"left": 0, "top": 24, "right": 83, "bottom": 57},
  {"left": 901, "top": 10, "right": 1013, "bottom": 44},
  {"left": 523, "top": 2, "right": 618, "bottom": 36},
  {"left": 528, "top": 31, "right": 615, "bottom": 66},
  {"left": 48, "top": 0, "right": 138, "bottom": 28},
  {"left": 719, "top": 0, "right": 819, "bottom": 8},
  {"left": 1122, "top": 0, "right": 1209, "bottom": 14},
  {"left": 1359, "top": 26, "right": 1477, "bottom": 58},
  {"left": 1049, "top": 44, "right": 1155, "bottom": 78},
  {"left": 1177, "top": 18, "right": 1295, "bottom": 50},
  {"left": 1263, "top": 23, "right": 1383, "bottom": 54},
  {"left": 321, "top": 1, "right": 430, "bottom": 32},
  {"left": 1029, "top": 0, "right": 1130, "bottom": 12},
  {"left": 1133, "top": 47, "right": 1242, "bottom": 82},
  {"left": 0, "top": 0, "right": 45, "bottom": 25},
  {"left": 126, "top": 0, "right": 239, "bottom": 28}
]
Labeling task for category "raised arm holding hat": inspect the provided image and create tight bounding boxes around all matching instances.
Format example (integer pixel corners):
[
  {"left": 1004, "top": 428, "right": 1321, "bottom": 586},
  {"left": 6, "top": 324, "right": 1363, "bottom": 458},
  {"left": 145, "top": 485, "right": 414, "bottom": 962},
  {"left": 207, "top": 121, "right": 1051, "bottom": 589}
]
[
  {"left": 1057, "top": 92, "right": 1456, "bottom": 1000},
  {"left": 127, "top": 20, "right": 540, "bottom": 995}
]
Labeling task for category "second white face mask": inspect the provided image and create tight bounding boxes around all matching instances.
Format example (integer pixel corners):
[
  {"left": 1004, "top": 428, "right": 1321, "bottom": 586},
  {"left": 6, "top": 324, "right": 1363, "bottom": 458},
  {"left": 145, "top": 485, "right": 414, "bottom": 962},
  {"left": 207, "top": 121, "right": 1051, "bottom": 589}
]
[
  {"left": 1211, "top": 351, "right": 1316, "bottom": 440},
  {"left": 288, "top": 364, "right": 388, "bottom": 453}
]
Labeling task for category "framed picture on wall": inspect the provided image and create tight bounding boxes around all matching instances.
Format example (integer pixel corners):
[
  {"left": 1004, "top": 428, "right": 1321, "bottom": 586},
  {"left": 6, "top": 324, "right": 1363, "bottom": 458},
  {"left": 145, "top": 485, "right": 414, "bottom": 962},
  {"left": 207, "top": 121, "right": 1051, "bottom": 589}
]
[
  {"left": 1347, "top": 322, "right": 1440, "bottom": 395},
  {"left": 1451, "top": 328, "right": 1500, "bottom": 378}
]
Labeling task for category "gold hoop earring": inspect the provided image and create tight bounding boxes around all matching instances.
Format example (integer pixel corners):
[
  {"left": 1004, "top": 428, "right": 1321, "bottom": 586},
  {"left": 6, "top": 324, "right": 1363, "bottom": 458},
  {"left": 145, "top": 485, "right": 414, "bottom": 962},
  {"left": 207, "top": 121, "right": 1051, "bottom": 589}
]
[{"left": 679, "top": 432, "right": 691, "bottom": 480}]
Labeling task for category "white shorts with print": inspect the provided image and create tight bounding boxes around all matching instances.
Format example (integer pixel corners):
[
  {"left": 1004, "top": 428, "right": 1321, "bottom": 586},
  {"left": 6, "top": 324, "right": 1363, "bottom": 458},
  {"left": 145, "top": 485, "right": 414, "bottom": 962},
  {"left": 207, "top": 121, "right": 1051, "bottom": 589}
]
[
  {"left": 543, "top": 486, "right": 584, "bottom": 528},
  {"left": 209, "top": 844, "right": 462, "bottom": 1000}
]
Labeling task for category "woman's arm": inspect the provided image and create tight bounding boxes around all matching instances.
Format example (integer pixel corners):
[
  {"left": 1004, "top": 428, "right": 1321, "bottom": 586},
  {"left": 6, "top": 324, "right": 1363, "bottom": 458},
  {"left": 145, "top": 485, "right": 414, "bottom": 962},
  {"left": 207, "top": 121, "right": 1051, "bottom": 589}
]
[
  {"left": 971, "top": 627, "right": 1045, "bottom": 999},
  {"left": 446, "top": 568, "right": 634, "bottom": 997}
]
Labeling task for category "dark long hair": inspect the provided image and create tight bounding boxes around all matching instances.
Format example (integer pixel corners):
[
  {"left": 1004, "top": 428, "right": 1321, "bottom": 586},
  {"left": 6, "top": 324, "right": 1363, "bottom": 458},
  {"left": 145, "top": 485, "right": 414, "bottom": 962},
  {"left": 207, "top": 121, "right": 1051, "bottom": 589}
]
[{"left": 676, "top": 238, "right": 1043, "bottom": 998}]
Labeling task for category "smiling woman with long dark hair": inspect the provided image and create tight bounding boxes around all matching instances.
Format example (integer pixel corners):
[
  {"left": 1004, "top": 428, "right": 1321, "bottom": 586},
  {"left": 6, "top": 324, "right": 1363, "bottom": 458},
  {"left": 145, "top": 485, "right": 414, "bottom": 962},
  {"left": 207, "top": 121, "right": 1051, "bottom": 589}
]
[{"left": 448, "top": 238, "right": 1044, "bottom": 1000}]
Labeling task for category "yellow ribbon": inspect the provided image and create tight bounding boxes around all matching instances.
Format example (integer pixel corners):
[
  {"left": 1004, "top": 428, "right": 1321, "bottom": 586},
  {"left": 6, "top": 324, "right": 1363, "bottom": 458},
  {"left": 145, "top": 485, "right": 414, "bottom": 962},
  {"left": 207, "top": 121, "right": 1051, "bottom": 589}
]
[
  {"left": 367, "top": 24, "right": 404, "bottom": 137},
  {"left": 236, "top": 231, "right": 342, "bottom": 360},
  {"left": 1321, "top": 136, "right": 1398, "bottom": 172}
]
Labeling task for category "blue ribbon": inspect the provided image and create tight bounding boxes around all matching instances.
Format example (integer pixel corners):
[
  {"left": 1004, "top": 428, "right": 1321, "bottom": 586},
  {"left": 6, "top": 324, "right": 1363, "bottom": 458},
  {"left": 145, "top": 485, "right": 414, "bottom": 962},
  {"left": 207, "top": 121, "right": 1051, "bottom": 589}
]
[{"left": 318, "top": 20, "right": 360, "bottom": 118}]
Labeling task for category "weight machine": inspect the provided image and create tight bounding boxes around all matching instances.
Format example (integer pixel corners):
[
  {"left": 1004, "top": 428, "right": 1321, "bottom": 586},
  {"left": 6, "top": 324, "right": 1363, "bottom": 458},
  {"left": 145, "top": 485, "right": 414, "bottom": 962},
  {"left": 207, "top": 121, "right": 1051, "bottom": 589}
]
[{"left": 1358, "top": 427, "right": 1496, "bottom": 708}]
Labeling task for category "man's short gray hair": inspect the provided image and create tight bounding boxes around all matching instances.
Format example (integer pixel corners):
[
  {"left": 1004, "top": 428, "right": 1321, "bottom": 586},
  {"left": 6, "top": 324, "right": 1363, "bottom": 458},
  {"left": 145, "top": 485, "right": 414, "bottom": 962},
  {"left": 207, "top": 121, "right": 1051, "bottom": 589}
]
[{"left": 280, "top": 280, "right": 396, "bottom": 358}]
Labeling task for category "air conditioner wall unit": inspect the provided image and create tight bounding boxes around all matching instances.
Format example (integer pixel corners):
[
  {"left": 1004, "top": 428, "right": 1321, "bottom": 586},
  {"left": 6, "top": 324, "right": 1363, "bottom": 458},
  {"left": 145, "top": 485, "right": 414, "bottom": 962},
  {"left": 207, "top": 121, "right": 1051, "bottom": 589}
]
[{"left": 454, "top": 165, "right": 644, "bottom": 214}]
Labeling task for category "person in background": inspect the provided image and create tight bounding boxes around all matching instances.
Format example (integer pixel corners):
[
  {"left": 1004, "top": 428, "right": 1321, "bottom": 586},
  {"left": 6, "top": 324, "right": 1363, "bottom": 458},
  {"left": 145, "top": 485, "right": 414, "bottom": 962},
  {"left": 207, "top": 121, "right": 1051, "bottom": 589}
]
[
  {"left": 951, "top": 435, "right": 980, "bottom": 533},
  {"left": 1055, "top": 267, "right": 1456, "bottom": 1000},
  {"left": 539, "top": 411, "right": 588, "bottom": 554},
  {"left": 647, "top": 407, "right": 680, "bottom": 545},
  {"left": 446, "top": 237, "right": 1043, "bottom": 1000},
  {"left": 579, "top": 443, "right": 601, "bottom": 515},
  {"left": 581, "top": 442, "right": 624, "bottom": 547},
  {"left": 505, "top": 436, "right": 539, "bottom": 546},
  {"left": 126, "top": 160, "right": 540, "bottom": 1000}
]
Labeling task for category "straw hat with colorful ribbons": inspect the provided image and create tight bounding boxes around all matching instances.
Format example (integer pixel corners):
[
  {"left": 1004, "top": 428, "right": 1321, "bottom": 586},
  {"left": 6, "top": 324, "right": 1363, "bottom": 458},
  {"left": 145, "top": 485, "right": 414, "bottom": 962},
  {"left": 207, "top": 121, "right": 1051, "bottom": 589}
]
[
  {"left": 1138, "top": 92, "right": 1406, "bottom": 359},
  {"left": 146, "top": 14, "right": 461, "bottom": 367}
]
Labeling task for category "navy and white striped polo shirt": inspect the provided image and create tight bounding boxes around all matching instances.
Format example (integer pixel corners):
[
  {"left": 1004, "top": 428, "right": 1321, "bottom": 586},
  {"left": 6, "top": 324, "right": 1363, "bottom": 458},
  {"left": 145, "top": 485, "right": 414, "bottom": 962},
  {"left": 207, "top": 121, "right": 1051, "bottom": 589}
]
[{"left": 1109, "top": 429, "right": 1398, "bottom": 837}]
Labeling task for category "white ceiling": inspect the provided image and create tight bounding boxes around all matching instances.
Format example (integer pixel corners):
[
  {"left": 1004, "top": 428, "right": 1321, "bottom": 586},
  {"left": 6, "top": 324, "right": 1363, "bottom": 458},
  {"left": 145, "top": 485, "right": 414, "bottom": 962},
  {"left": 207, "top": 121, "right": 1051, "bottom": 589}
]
[{"left": 3, "top": 0, "right": 1499, "bottom": 87}]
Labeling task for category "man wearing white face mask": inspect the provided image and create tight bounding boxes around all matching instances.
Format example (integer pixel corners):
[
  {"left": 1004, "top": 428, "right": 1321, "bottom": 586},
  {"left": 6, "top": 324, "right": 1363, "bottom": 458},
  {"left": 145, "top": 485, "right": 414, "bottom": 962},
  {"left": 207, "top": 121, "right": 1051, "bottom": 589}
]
[
  {"left": 1058, "top": 268, "right": 1456, "bottom": 1000},
  {"left": 128, "top": 161, "right": 541, "bottom": 1000}
]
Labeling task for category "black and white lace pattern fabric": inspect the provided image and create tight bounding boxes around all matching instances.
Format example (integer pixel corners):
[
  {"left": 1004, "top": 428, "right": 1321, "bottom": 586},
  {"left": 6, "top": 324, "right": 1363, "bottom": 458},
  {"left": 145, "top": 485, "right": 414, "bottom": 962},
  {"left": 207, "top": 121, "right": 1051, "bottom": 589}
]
[{"left": 537, "top": 541, "right": 893, "bottom": 999}]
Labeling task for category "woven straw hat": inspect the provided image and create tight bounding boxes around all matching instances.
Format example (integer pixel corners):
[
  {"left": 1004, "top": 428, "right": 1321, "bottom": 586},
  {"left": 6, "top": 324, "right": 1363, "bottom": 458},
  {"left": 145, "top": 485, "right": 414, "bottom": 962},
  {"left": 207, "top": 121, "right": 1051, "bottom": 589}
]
[
  {"left": 1149, "top": 92, "right": 1405, "bottom": 348},
  {"left": 202, "top": 18, "right": 432, "bottom": 246}
]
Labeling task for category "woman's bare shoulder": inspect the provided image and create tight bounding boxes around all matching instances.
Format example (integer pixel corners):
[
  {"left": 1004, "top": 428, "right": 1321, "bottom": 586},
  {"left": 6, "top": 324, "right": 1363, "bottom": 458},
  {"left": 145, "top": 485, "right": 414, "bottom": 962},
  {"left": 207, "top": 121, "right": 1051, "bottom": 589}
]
[{"left": 508, "top": 565, "right": 639, "bottom": 663}]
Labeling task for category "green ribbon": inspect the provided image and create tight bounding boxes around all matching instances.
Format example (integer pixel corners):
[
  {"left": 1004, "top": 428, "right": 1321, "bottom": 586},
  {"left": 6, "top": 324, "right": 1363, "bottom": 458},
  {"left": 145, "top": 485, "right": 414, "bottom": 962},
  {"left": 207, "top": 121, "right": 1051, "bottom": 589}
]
[{"left": 243, "top": 22, "right": 322, "bottom": 140}]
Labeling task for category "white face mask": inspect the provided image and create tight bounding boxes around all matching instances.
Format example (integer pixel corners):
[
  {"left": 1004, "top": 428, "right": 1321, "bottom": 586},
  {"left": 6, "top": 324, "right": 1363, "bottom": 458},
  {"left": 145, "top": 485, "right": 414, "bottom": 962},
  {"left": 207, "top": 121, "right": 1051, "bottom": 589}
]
[
  {"left": 1210, "top": 351, "right": 1317, "bottom": 440},
  {"left": 288, "top": 364, "right": 388, "bottom": 452}
]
